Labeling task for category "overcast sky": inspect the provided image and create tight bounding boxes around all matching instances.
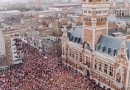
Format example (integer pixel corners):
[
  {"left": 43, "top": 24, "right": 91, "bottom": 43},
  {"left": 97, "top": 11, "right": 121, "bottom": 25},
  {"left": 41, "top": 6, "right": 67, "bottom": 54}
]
[{"left": 1, "top": 0, "right": 130, "bottom": 2}]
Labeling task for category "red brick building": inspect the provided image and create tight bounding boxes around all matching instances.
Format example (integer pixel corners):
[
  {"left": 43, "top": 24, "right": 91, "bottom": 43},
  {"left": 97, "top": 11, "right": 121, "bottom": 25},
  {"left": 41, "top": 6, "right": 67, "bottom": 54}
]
[{"left": 62, "top": 0, "right": 130, "bottom": 90}]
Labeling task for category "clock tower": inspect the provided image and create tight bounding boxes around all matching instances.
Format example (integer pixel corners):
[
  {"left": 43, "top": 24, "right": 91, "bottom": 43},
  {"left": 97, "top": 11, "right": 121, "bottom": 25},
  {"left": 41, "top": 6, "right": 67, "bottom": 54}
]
[{"left": 82, "top": 0, "right": 110, "bottom": 50}]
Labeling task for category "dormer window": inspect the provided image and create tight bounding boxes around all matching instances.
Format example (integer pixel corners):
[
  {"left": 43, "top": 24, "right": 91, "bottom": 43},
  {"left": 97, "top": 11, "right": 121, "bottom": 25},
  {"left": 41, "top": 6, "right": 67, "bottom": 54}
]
[
  {"left": 77, "top": 38, "right": 81, "bottom": 43},
  {"left": 108, "top": 48, "right": 111, "bottom": 55},
  {"left": 127, "top": 49, "right": 129, "bottom": 59},
  {"left": 67, "top": 32, "right": 71, "bottom": 38},
  {"left": 113, "top": 49, "right": 117, "bottom": 56},
  {"left": 71, "top": 36, "right": 74, "bottom": 41},
  {"left": 74, "top": 37, "right": 77, "bottom": 42},
  {"left": 102, "top": 46, "right": 106, "bottom": 53}
]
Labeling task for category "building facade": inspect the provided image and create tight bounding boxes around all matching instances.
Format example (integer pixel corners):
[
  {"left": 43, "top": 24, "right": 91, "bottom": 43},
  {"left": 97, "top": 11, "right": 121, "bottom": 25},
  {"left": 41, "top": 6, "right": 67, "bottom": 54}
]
[
  {"left": 43, "top": 36, "right": 61, "bottom": 56},
  {"left": 0, "top": 28, "right": 23, "bottom": 69},
  {"left": 22, "top": 29, "right": 43, "bottom": 53},
  {"left": 22, "top": 29, "right": 62, "bottom": 57},
  {"left": 62, "top": 0, "right": 130, "bottom": 90},
  {"left": 35, "top": 0, "right": 42, "bottom": 9},
  {"left": 110, "top": 0, "right": 130, "bottom": 16},
  {"left": 0, "top": 30, "right": 6, "bottom": 69}
]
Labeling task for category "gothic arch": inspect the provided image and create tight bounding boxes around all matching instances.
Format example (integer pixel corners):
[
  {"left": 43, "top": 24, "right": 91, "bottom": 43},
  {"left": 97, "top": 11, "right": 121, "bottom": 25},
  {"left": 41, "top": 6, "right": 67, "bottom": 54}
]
[{"left": 83, "top": 41, "right": 91, "bottom": 50}]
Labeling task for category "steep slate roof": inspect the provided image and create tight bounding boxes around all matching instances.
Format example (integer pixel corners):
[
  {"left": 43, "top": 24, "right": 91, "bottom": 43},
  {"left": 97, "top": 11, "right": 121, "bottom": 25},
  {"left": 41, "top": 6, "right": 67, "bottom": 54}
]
[
  {"left": 97, "top": 34, "right": 130, "bottom": 59},
  {"left": 96, "top": 34, "right": 122, "bottom": 56},
  {"left": 67, "top": 25, "right": 130, "bottom": 59},
  {"left": 67, "top": 26, "right": 83, "bottom": 45}
]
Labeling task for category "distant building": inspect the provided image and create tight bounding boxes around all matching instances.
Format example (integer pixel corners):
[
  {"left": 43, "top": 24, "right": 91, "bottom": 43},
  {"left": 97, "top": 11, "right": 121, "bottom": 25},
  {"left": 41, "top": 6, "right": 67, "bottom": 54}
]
[
  {"left": 43, "top": 36, "right": 61, "bottom": 56},
  {"left": 22, "top": 29, "right": 61, "bottom": 56},
  {"left": 110, "top": 0, "right": 130, "bottom": 16},
  {"left": 49, "top": 4, "right": 81, "bottom": 12},
  {"left": 22, "top": 29, "right": 43, "bottom": 52},
  {"left": 0, "top": 30, "right": 6, "bottom": 69},
  {"left": 35, "top": 0, "right": 42, "bottom": 9},
  {"left": 0, "top": 28, "right": 23, "bottom": 69}
]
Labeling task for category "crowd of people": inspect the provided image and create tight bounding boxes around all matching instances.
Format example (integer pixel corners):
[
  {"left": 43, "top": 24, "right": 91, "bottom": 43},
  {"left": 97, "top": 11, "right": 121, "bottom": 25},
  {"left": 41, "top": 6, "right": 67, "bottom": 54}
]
[{"left": 0, "top": 44, "right": 111, "bottom": 90}]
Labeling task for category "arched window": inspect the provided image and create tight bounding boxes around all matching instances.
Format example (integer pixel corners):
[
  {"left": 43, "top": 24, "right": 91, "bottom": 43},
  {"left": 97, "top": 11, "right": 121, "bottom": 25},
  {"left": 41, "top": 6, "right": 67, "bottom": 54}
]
[
  {"left": 77, "top": 38, "right": 81, "bottom": 43},
  {"left": 71, "top": 36, "right": 74, "bottom": 41},
  {"left": 108, "top": 48, "right": 111, "bottom": 55},
  {"left": 94, "top": 60, "right": 98, "bottom": 69},
  {"left": 99, "top": 62, "right": 102, "bottom": 71},
  {"left": 104, "top": 64, "right": 108, "bottom": 74},
  {"left": 86, "top": 42, "right": 91, "bottom": 50},
  {"left": 74, "top": 37, "right": 77, "bottom": 42},
  {"left": 83, "top": 42, "right": 91, "bottom": 50},
  {"left": 102, "top": 46, "right": 106, "bottom": 52}
]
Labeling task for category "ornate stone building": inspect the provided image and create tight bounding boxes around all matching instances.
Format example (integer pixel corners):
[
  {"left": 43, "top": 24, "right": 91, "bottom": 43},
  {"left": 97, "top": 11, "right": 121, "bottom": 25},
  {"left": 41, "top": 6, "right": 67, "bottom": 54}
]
[
  {"left": 110, "top": 0, "right": 130, "bottom": 16},
  {"left": 62, "top": 0, "right": 130, "bottom": 90}
]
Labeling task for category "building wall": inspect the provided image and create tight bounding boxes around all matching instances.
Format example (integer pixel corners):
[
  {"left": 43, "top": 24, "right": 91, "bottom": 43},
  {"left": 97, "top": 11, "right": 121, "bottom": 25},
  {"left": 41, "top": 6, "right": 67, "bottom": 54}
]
[
  {"left": 2, "top": 29, "right": 23, "bottom": 66},
  {"left": 62, "top": 0, "right": 130, "bottom": 90},
  {"left": 62, "top": 41, "right": 129, "bottom": 89},
  {"left": 110, "top": 1, "right": 130, "bottom": 16},
  {"left": 0, "top": 30, "right": 5, "bottom": 56}
]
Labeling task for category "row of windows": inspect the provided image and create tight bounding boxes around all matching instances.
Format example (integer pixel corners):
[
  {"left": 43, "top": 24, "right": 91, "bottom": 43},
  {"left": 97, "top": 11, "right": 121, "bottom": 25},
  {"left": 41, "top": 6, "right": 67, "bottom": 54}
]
[
  {"left": 94, "top": 60, "right": 114, "bottom": 77},
  {"left": 84, "top": 9, "right": 107, "bottom": 14},
  {"left": 96, "top": 10, "right": 107, "bottom": 14},
  {"left": 84, "top": 10, "right": 91, "bottom": 14},
  {"left": 68, "top": 49, "right": 82, "bottom": 62},
  {"left": 63, "top": 48, "right": 114, "bottom": 77}
]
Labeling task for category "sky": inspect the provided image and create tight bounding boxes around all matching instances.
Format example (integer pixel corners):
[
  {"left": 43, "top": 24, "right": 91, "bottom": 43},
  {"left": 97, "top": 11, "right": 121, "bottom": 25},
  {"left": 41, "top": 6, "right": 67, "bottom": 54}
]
[{"left": 1, "top": 0, "right": 130, "bottom": 3}]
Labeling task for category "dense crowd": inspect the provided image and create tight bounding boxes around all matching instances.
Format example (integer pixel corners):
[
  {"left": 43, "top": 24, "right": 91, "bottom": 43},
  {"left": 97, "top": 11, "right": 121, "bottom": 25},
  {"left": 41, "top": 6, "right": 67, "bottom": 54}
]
[{"left": 0, "top": 44, "right": 111, "bottom": 90}]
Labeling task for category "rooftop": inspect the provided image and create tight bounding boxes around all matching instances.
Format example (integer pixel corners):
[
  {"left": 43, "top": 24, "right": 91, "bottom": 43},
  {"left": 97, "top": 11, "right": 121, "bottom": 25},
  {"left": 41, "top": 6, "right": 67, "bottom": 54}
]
[{"left": 67, "top": 26, "right": 83, "bottom": 45}]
